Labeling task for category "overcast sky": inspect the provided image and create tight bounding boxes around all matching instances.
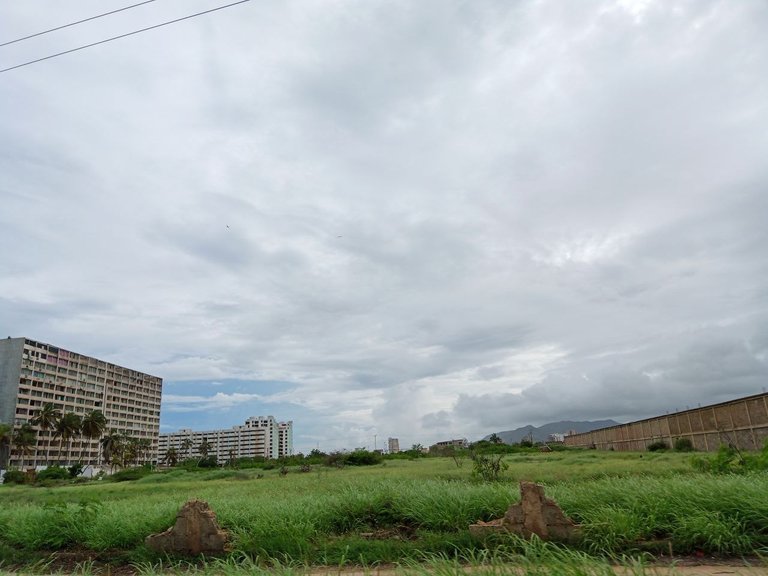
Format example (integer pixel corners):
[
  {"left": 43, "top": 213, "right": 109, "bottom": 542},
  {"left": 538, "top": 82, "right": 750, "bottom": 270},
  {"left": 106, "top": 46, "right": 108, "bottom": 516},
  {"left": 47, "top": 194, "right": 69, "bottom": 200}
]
[{"left": 2, "top": 0, "right": 767, "bottom": 453}]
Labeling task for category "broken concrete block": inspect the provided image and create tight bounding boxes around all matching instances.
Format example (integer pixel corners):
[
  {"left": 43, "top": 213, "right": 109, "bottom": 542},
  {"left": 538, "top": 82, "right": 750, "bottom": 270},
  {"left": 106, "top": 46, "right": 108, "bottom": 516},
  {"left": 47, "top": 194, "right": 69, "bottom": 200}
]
[
  {"left": 146, "top": 499, "right": 229, "bottom": 555},
  {"left": 470, "top": 481, "right": 578, "bottom": 541}
]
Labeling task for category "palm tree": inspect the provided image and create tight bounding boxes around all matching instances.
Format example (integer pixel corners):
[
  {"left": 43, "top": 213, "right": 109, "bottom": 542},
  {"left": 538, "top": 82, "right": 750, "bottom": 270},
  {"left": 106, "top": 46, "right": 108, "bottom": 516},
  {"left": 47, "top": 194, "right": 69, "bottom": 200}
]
[
  {"left": 198, "top": 437, "right": 211, "bottom": 464},
  {"left": 81, "top": 410, "right": 107, "bottom": 465},
  {"left": 100, "top": 429, "right": 125, "bottom": 472},
  {"left": 12, "top": 424, "right": 37, "bottom": 470},
  {"left": 162, "top": 446, "right": 179, "bottom": 467},
  {"left": 0, "top": 423, "right": 12, "bottom": 469},
  {"left": 134, "top": 438, "right": 151, "bottom": 465},
  {"left": 53, "top": 412, "right": 81, "bottom": 465},
  {"left": 30, "top": 403, "right": 60, "bottom": 465},
  {"left": 180, "top": 437, "right": 194, "bottom": 461}
]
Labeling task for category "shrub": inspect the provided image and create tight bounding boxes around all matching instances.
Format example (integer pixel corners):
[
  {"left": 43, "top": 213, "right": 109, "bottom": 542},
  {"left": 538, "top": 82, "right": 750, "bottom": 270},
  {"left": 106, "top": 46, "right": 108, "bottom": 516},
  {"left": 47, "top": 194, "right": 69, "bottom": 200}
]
[
  {"left": 37, "top": 465, "right": 71, "bottom": 481},
  {"left": 692, "top": 442, "right": 768, "bottom": 474},
  {"left": 674, "top": 438, "right": 694, "bottom": 452},
  {"left": 344, "top": 450, "right": 383, "bottom": 466},
  {"left": 68, "top": 462, "right": 84, "bottom": 477},
  {"left": 470, "top": 453, "right": 508, "bottom": 481},
  {"left": 324, "top": 452, "right": 345, "bottom": 468},
  {"left": 647, "top": 440, "right": 669, "bottom": 452},
  {"left": 197, "top": 456, "right": 218, "bottom": 468},
  {"left": 2, "top": 470, "right": 28, "bottom": 485}
]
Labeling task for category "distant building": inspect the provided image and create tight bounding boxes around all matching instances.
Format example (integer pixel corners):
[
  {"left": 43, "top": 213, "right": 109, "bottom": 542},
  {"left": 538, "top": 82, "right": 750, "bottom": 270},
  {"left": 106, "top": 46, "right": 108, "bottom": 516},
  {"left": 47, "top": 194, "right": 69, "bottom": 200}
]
[
  {"left": 387, "top": 437, "right": 400, "bottom": 453},
  {"left": 278, "top": 421, "right": 293, "bottom": 457},
  {"left": 0, "top": 337, "right": 162, "bottom": 469},
  {"left": 158, "top": 416, "right": 292, "bottom": 463},
  {"left": 430, "top": 438, "right": 468, "bottom": 452},
  {"left": 547, "top": 433, "right": 565, "bottom": 443}
]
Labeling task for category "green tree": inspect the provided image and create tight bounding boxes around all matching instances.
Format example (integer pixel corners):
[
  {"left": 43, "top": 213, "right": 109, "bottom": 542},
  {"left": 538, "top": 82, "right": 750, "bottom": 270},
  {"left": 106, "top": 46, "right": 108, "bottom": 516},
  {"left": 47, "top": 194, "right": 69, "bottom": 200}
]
[
  {"left": 180, "top": 437, "right": 194, "bottom": 460},
  {"left": 162, "top": 446, "right": 179, "bottom": 467},
  {"left": 0, "top": 423, "right": 12, "bottom": 469},
  {"left": 198, "top": 437, "right": 212, "bottom": 464},
  {"left": 81, "top": 410, "right": 107, "bottom": 464},
  {"left": 100, "top": 429, "right": 125, "bottom": 471},
  {"left": 12, "top": 423, "right": 37, "bottom": 470},
  {"left": 124, "top": 437, "right": 151, "bottom": 466},
  {"left": 53, "top": 413, "right": 82, "bottom": 465},
  {"left": 488, "top": 433, "right": 503, "bottom": 444},
  {"left": 30, "top": 403, "right": 61, "bottom": 464}
]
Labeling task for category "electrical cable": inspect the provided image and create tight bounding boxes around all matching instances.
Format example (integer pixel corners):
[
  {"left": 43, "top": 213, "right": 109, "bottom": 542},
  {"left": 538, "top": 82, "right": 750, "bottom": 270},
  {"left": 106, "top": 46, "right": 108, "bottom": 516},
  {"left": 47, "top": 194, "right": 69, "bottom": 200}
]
[
  {"left": 0, "top": 0, "right": 250, "bottom": 74},
  {"left": 1, "top": 1, "right": 158, "bottom": 48}
]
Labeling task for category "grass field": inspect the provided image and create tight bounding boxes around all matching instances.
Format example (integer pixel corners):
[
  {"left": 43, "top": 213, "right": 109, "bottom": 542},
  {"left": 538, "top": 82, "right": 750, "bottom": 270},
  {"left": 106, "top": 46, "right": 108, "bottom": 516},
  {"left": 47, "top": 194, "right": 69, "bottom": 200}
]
[{"left": 0, "top": 451, "right": 766, "bottom": 574}]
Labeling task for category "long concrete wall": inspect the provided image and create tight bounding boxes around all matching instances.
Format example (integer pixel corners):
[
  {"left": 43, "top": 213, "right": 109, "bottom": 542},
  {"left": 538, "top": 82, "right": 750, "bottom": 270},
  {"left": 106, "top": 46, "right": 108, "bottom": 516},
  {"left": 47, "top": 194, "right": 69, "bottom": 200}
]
[{"left": 564, "top": 392, "right": 768, "bottom": 452}]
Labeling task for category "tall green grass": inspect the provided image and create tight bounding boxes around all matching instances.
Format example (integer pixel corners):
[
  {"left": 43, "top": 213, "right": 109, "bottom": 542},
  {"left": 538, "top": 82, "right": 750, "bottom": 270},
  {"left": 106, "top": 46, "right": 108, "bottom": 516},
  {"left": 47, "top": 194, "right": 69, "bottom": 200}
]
[{"left": 0, "top": 451, "right": 765, "bottom": 571}]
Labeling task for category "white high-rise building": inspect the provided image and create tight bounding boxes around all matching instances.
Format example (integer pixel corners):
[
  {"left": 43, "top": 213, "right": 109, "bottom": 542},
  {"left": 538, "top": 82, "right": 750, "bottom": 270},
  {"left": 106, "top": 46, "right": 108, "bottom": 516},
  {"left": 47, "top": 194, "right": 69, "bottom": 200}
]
[
  {"left": 158, "top": 416, "right": 293, "bottom": 463},
  {"left": 0, "top": 337, "right": 163, "bottom": 468},
  {"left": 278, "top": 420, "right": 293, "bottom": 457}
]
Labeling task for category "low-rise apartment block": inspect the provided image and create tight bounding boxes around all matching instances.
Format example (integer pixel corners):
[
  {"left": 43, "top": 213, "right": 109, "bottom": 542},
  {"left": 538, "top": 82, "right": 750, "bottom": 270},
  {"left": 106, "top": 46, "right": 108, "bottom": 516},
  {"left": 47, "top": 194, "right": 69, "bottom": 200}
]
[
  {"left": 158, "top": 416, "right": 293, "bottom": 463},
  {"left": 0, "top": 337, "right": 163, "bottom": 468}
]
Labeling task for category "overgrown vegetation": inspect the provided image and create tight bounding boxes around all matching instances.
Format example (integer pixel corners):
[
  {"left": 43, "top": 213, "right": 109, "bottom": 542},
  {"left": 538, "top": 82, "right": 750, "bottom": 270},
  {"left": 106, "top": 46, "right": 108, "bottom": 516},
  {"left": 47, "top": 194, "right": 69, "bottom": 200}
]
[
  {"left": 1, "top": 448, "right": 767, "bottom": 573},
  {"left": 673, "top": 437, "right": 694, "bottom": 452},
  {"left": 691, "top": 442, "right": 768, "bottom": 474}
]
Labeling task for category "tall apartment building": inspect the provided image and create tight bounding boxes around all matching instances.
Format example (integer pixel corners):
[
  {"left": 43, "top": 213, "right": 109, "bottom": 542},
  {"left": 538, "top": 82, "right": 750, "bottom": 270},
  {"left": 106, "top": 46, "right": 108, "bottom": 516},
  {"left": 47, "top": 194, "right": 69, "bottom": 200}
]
[
  {"left": 158, "top": 416, "right": 293, "bottom": 463},
  {"left": 278, "top": 420, "right": 293, "bottom": 457},
  {"left": 0, "top": 337, "right": 163, "bottom": 468},
  {"left": 387, "top": 437, "right": 400, "bottom": 453}
]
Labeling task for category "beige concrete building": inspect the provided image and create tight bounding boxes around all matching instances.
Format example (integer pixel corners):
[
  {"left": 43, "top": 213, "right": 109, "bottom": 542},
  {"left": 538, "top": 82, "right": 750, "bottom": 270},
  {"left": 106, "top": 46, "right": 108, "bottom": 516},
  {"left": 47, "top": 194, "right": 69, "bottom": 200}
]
[
  {"left": 564, "top": 392, "right": 768, "bottom": 452},
  {"left": 0, "top": 337, "right": 162, "bottom": 468},
  {"left": 158, "top": 416, "right": 293, "bottom": 463},
  {"left": 387, "top": 437, "right": 400, "bottom": 453}
]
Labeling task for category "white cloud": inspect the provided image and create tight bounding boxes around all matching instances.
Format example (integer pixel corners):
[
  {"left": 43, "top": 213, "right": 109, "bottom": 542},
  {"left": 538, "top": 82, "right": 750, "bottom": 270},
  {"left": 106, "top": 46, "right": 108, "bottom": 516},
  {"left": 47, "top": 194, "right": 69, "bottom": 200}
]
[
  {"left": 163, "top": 392, "right": 263, "bottom": 412},
  {"left": 1, "top": 0, "right": 767, "bottom": 452}
]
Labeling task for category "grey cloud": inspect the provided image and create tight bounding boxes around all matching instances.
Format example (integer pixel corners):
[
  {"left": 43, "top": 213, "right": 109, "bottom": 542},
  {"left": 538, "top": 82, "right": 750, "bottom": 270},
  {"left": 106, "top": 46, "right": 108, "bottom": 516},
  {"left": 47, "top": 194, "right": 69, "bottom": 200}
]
[{"left": 1, "top": 1, "right": 767, "bottom": 451}]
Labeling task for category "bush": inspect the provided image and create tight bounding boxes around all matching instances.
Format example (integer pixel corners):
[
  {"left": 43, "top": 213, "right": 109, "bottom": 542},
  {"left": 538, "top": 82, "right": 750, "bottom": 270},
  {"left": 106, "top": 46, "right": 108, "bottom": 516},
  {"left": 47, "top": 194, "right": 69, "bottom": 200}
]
[
  {"left": 647, "top": 440, "right": 669, "bottom": 452},
  {"left": 470, "top": 453, "right": 508, "bottom": 481},
  {"left": 2, "top": 470, "right": 28, "bottom": 485},
  {"left": 674, "top": 438, "right": 694, "bottom": 452},
  {"left": 37, "top": 465, "right": 71, "bottom": 481},
  {"left": 68, "top": 462, "right": 84, "bottom": 477},
  {"left": 691, "top": 442, "right": 768, "bottom": 474},
  {"left": 197, "top": 456, "right": 218, "bottom": 468},
  {"left": 344, "top": 450, "right": 383, "bottom": 466}
]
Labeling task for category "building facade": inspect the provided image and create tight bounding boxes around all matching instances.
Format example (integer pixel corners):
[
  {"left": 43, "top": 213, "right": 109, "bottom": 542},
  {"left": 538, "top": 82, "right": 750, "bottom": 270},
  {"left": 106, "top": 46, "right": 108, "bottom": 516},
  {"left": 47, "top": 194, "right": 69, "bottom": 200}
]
[
  {"left": 564, "top": 392, "right": 768, "bottom": 452},
  {"left": 0, "top": 337, "right": 163, "bottom": 468},
  {"left": 158, "top": 416, "right": 293, "bottom": 463},
  {"left": 278, "top": 420, "right": 293, "bottom": 457},
  {"left": 387, "top": 437, "right": 400, "bottom": 453}
]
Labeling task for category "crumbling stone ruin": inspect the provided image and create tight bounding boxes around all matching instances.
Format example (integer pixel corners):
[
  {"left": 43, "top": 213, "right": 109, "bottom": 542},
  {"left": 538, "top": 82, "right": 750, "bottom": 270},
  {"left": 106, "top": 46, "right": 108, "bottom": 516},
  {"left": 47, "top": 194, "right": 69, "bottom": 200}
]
[
  {"left": 146, "top": 499, "right": 229, "bottom": 555},
  {"left": 469, "top": 481, "right": 578, "bottom": 541}
]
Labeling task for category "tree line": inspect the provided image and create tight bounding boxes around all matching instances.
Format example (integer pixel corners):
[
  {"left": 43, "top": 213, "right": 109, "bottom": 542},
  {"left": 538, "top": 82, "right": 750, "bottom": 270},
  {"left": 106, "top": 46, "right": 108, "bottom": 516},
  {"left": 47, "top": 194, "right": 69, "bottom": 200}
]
[{"left": 0, "top": 403, "right": 151, "bottom": 471}]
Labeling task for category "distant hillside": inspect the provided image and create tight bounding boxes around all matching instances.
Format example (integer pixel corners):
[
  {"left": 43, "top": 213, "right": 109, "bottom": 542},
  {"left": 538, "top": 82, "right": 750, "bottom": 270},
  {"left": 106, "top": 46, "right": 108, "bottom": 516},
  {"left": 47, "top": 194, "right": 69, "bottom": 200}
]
[{"left": 484, "top": 420, "right": 621, "bottom": 444}]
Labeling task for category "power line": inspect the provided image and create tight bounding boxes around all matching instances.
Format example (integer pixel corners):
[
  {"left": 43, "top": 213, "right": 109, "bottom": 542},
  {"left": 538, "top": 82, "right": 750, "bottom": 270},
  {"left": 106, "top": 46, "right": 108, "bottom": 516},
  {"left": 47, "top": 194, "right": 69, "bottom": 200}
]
[
  {"left": 1, "top": 1, "right": 158, "bottom": 48},
  {"left": 0, "top": 0, "right": 251, "bottom": 74}
]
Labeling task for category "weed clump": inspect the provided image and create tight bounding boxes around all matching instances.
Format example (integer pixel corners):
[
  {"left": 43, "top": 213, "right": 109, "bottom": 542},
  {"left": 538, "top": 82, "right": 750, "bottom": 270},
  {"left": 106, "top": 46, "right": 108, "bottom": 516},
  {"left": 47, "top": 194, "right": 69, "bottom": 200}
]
[{"left": 674, "top": 438, "right": 694, "bottom": 452}]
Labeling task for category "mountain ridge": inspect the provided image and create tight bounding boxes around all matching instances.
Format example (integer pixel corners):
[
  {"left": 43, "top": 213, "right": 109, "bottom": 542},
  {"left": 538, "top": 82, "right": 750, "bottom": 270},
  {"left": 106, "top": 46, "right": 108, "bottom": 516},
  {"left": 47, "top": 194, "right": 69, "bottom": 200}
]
[{"left": 484, "top": 419, "right": 621, "bottom": 444}]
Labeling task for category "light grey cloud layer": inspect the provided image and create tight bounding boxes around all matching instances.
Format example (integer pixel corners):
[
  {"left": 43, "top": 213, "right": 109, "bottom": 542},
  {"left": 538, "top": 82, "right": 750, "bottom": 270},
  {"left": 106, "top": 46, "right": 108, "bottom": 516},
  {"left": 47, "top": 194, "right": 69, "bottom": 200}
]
[{"left": 1, "top": 0, "right": 767, "bottom": 451}]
